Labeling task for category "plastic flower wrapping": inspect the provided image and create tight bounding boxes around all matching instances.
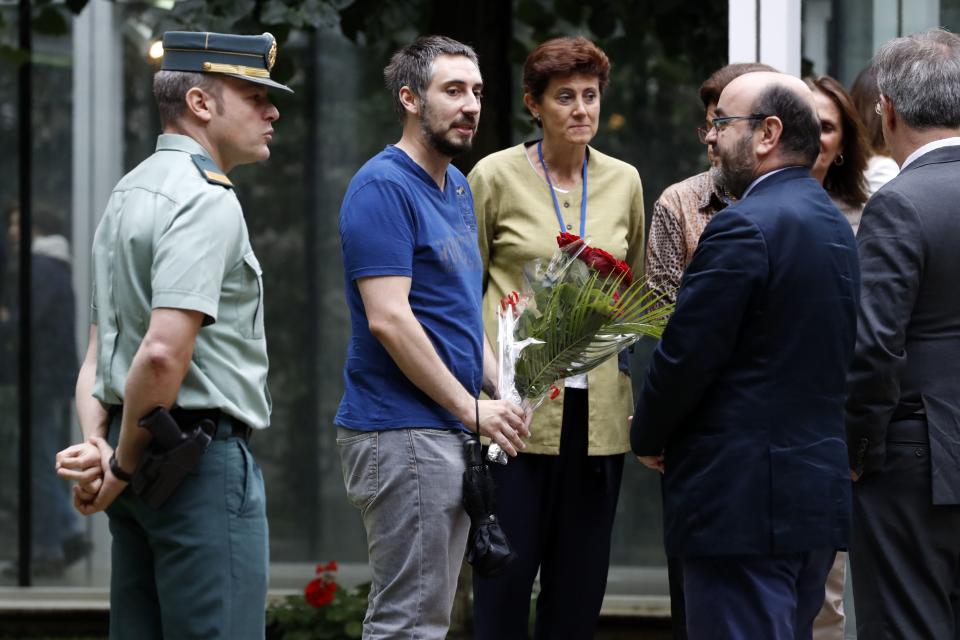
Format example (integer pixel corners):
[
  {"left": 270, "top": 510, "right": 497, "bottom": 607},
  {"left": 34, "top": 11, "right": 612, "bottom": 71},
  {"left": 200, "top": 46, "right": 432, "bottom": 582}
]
[{"left": 488, "top": 233, "right": 673, "bottom": 464}]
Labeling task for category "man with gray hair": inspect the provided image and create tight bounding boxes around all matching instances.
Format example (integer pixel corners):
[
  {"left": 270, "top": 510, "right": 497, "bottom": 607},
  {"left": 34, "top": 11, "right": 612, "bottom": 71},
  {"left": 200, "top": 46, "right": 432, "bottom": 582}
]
[
  {"left": 55, "top": 31, "right": 288, "bottom": 638},
  {"left": 335, "top": 36, "right": 526, "bottom": 638},
  {"left": 846, "top": 27, "right": 960, "bottom": 638}
]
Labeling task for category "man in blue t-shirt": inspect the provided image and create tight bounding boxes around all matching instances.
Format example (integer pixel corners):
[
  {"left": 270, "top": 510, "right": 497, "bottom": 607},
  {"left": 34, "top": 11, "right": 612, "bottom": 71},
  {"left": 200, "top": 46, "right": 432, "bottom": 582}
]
[{"left": 336, "top": 36, "right": 527, "bottom": 639}]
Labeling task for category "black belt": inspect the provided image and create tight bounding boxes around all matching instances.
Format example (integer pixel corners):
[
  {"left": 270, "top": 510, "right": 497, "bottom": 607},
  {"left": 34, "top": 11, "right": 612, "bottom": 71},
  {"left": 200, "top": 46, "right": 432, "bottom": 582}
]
[{"left": 106, "top": 405, "right": 253, "bottom": 443}]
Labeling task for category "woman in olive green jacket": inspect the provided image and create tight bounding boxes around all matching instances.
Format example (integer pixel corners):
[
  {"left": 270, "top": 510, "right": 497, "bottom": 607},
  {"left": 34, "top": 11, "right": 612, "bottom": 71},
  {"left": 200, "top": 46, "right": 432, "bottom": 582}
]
[{"left": 469, "top": 36, "right": 645, "bottom": 640}]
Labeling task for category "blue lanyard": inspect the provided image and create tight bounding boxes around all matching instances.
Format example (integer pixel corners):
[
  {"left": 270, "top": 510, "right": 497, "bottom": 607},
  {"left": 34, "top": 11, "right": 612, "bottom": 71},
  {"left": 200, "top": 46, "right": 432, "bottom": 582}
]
[{"left": 537, "top": 141, "right": 588, "bottom": 236}]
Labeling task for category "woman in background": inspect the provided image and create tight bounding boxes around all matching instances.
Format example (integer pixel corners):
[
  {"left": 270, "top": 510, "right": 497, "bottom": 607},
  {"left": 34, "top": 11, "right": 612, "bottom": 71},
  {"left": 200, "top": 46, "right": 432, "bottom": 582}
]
[
  {"left": 469, "top": 36, "right": 645, "bottom": 640},
  {"left": 805, "top": 74, "right": 871, "bottom": 640},
  {"left": 806, "top": 75, "right": 870, "bottom": 232},
  {"left": 851, "top": 65, "right": 900, "bottom": 195}
]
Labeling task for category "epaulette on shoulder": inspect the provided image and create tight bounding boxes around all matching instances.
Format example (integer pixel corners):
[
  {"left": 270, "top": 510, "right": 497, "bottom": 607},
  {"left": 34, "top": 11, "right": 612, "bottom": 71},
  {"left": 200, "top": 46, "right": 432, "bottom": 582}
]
[{"left": 191, "top": 154, "right": 233, "bottom": 188}]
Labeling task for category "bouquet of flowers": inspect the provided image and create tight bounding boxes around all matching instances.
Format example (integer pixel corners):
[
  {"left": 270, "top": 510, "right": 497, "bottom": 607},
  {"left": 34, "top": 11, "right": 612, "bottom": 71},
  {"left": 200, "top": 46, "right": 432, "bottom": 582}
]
[{"left": 489, "top": 233, "right": 673, "bottom": 464}]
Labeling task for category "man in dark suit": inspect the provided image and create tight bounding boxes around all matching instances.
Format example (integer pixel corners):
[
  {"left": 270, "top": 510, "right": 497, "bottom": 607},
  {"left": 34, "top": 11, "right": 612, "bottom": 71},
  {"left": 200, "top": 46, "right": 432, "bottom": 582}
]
[
  {"left": 630, "top": 71, "right": 860, "bottom": 640},
  {"left": 845, "top": 28, "right": 960, "bottom": 639}
]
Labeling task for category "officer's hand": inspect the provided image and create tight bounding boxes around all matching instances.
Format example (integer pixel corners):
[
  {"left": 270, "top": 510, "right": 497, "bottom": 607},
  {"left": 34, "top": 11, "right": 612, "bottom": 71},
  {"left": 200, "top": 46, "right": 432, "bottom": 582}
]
[
  {"left": 56, "top": 441, "right": 104, "bottom": 488},
  {"left": 73, "top": 482, "right": 99, "bottom": 512},
  {"left": 476, "top": 399, "right": 527, "bottom": 457},
  {"left": 76, "top": 437, "right": 127, "bottom": 516}
]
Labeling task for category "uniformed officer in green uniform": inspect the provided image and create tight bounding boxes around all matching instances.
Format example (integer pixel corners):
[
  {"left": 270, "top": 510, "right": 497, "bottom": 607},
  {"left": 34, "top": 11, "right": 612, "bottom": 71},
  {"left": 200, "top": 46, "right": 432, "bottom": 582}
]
[{"left": 54, "top": 31, "right": 291, "bottom": 639}]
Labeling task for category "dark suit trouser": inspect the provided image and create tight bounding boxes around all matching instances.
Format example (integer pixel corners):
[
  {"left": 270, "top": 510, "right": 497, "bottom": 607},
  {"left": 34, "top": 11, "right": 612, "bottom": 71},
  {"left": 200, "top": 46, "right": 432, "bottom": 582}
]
[
  {"left": 472, "top": 389, "right": 624, "bottom": 640},
  {"left": 851, "top": 419, "right": 960, "bottom": 639},
  {"left": 667, "top": 556, "right": 688, "bottom": 639},
  {"left": 683, "top": 549, "right": 836, "bottom": 640}
]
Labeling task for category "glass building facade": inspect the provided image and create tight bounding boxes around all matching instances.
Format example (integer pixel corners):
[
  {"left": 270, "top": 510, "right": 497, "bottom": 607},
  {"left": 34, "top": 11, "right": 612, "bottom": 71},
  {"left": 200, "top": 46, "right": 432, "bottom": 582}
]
[{"left": 1, "top": 1, "right": 725, "bottom": 599}]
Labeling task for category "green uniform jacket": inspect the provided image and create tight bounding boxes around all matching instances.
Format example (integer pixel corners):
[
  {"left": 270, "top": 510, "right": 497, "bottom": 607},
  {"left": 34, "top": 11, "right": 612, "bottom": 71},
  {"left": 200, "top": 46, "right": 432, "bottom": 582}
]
[{"left": 90, "top": 134, "right": 271, "bottom": 429}]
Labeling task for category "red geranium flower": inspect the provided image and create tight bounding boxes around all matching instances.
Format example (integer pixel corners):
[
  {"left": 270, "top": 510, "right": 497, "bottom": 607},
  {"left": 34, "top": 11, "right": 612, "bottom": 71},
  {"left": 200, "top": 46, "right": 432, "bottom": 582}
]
[
  {"left": 315, "top": 560, "right": 339, "bottom": 574},
  {"left": 305, "top": 577, "right": 337, "bottom": 608}
]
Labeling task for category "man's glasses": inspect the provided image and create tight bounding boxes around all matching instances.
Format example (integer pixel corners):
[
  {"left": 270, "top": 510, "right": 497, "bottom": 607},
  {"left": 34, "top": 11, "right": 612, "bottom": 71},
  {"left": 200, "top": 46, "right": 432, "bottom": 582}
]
[
  {"left": 711, "top": 114, "right": 769, "bottom": 133},
  {"left": 696, "top": 114, "right": 769, "bottom": 144}
]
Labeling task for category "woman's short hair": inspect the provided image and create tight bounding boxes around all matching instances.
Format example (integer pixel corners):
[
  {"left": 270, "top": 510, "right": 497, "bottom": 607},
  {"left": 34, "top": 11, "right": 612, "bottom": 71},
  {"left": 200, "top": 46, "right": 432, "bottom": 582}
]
[
  {"left": 522, "top": 36, "right": 610, "bottom": 102},
  {"left": 805, "top": 75, "right": 870, "bottom": 208}
]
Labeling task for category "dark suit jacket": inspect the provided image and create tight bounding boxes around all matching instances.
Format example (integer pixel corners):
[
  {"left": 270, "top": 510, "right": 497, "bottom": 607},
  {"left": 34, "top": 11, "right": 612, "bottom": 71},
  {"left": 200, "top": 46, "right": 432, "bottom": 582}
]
[
  {"left": 846, "top": 145, "right": 960, "bottom": 505},
  {"left": 32, "top": 252, "right": 78, "bottom": 394},
  {"left": 0, "top": 252, "right": 78, "bottom": 392},
  {"left": 631, "top": 167, "right": 860, "bottom": 557}
]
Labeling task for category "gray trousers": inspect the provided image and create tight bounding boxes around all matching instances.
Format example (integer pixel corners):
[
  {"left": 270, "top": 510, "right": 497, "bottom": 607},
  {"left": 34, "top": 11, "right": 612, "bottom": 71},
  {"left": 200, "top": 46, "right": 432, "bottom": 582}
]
[{"left": 338, "top": 427, "right": 471, "bottom": 640}]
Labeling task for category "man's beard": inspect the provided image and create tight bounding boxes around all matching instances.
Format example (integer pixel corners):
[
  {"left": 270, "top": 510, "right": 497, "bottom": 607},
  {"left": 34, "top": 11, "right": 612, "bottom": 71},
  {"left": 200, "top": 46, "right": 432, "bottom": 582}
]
[
  {"left": 710, "top": 133, "right": 756, "bottom": 199},
  {"left": 419, "top": 98, "right": 476, "bottom": 158}
]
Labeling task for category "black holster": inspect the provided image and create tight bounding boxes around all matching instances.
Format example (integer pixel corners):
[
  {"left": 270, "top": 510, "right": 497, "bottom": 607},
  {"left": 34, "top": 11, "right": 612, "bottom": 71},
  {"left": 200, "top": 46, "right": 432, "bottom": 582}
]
[{"left": 131, "top": 407, "right": 214, "bottom": 509}]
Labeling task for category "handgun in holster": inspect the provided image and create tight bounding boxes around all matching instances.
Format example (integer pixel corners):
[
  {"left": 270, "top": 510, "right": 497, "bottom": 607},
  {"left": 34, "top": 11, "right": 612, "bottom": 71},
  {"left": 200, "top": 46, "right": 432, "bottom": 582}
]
[{"left": 131, "top": 407, "right": 214, "bottom": 509}]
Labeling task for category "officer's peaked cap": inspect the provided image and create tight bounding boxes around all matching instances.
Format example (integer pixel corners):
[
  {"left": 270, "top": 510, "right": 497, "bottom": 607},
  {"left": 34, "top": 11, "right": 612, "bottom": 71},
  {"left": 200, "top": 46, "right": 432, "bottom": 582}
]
[{"left": 160, "top": 31, "right": 293, "bottom": 94}]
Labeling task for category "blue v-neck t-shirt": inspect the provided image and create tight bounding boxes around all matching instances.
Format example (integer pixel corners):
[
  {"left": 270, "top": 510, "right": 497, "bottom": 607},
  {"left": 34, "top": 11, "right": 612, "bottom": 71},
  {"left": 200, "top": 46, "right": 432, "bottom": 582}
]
[{"left": 335, "top": 145, "right": 483, "bottom": 431}]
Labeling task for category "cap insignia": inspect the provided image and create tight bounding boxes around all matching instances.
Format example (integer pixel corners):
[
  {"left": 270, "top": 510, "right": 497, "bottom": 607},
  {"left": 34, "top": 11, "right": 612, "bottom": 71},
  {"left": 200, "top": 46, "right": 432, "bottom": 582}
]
[{"left": 266, "top": 35, "right": 277, "bottom": 70}]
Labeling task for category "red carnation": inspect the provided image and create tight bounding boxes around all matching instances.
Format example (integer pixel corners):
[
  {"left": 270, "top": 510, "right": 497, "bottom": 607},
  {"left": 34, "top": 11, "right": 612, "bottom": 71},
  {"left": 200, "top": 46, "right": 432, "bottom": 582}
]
[
  {"left": 556, "top": 233, "right": 633, "bottom": 286},
  {"left": 612, "top": 258, "right": 633, "bottom": 286},
  {"left": 581, "top": 246, "right": 615, "bottom": 273},
  {"left": 557, "top": 232, "right": 582, "bottom": 249}
]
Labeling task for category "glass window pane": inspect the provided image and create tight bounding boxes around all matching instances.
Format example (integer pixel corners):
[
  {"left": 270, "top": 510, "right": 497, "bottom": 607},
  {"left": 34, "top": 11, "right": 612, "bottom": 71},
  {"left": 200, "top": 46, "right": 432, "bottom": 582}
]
[
  {"left": 29, "top": 21, "right": 90, "bottom": 586},
  {"left": 0, "top": 8, "right": 99, "bottom": 586},
  {"left": 803, "top": 0, "right": 960, "bottom": 85},
  {"left": 0, "top": 2, "right": 21, "bottom": 585}
]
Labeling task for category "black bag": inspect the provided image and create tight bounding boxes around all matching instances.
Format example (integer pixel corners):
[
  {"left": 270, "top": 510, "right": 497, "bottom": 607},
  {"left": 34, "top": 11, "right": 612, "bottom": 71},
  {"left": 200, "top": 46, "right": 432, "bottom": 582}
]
[
  {"left": 462, "top": 401, "right": 517, "bottom": 577},
  {"left": 131, "top": 407, "right": 213, "bottom": 508}
]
